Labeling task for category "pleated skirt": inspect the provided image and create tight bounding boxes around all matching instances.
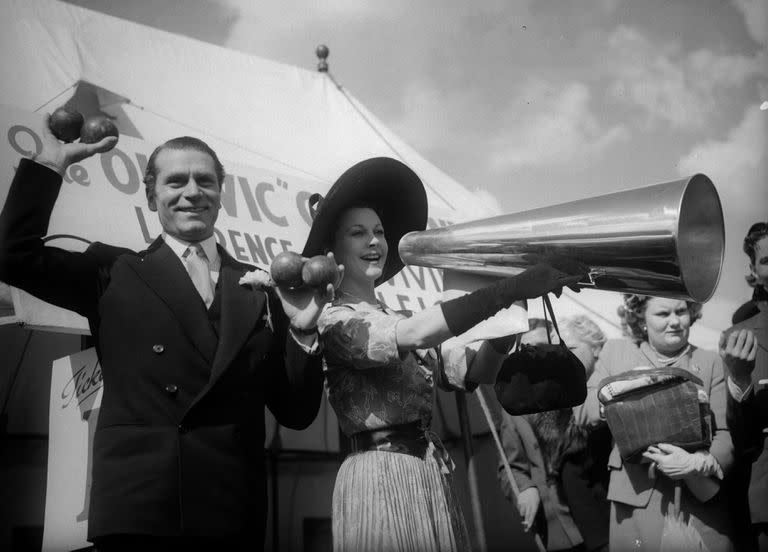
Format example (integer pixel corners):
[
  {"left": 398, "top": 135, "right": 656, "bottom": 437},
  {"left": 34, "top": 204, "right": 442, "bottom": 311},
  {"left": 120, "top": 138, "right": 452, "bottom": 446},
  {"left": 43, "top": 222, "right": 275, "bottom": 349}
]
[{"left": 332, "top": 447, "right": 471, "bottom": 552}]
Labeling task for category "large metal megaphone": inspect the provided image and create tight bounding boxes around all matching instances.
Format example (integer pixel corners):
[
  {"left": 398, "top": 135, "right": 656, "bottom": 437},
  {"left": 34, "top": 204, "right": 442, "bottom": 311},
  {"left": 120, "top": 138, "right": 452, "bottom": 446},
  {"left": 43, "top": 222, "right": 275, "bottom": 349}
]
[{"left": 399, "top": 174, "right": 724, "bottom": 302}]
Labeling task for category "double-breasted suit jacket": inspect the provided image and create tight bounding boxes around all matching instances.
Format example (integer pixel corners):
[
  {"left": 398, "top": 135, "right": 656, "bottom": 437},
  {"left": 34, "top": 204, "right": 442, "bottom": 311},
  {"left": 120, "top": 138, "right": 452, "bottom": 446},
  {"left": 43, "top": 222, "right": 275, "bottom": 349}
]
[{"left": 0, "top": 159, "right": 324, "bottom": 541}]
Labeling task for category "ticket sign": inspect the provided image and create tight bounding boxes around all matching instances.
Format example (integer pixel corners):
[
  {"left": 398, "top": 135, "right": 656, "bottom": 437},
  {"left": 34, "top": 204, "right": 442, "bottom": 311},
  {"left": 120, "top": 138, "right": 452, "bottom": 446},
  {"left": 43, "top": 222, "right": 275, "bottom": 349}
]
[{"left": 42, "top": 348, "right": 102, "bottom": 552}]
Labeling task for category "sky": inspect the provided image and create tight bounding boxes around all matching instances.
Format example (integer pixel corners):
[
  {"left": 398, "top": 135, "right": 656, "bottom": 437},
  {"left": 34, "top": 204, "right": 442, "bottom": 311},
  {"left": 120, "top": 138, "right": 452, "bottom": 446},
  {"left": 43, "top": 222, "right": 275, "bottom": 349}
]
[{"left": 31, "top": 0, "right": 768, "bottom": 327}]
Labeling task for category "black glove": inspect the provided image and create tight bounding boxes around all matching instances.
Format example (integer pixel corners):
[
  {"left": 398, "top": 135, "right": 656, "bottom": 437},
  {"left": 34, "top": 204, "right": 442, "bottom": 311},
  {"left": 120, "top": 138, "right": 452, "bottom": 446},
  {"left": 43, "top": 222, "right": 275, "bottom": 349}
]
[{"left": 440, "top": 263, "right": 585, "bottom": 337}]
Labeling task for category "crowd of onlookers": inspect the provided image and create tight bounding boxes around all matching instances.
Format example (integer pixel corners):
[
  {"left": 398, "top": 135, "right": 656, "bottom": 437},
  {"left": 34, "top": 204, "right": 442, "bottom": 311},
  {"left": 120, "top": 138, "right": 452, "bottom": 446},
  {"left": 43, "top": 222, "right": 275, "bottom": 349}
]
[{"left": 497, "top": 221, "right": 768, "bottom": 552}]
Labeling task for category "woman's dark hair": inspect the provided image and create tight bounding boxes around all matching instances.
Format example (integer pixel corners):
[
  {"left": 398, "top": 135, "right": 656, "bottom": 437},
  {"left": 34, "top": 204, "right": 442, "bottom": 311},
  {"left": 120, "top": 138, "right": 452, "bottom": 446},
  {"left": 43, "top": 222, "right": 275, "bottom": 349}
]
[
  {"left": 744, "top": 222, "right": 768, "bottom": 288},
  {"left": 617, "top": 294, "right": 702, "bottom": 344}
]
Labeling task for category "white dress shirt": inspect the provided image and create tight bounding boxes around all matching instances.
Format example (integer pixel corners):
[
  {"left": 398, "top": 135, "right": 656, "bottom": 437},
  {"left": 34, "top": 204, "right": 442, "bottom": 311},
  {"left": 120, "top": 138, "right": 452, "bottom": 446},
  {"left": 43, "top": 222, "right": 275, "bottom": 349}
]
[
  {"left": 163, "top": 233, "right": 221, "bottom": 286},
  {"left": 163, "top": 233, "right": 319, "bottom": 353}
]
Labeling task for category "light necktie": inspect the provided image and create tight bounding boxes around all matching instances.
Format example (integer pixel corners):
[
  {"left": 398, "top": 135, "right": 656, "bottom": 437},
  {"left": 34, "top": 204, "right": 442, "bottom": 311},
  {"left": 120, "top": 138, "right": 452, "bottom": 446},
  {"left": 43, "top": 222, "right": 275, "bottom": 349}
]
[{"left": 183, "top": 243, "right": 214, "bottom": 308}]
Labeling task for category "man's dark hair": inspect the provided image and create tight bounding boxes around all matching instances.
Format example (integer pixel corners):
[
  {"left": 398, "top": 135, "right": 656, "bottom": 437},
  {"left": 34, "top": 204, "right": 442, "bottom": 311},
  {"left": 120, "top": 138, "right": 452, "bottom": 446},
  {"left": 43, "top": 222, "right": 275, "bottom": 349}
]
[
  {"left": 143, "top": 136, "right": 226, "bottom": 195},
  {"left": 744, "top": 221, "right": 768, "bottom": 287}
]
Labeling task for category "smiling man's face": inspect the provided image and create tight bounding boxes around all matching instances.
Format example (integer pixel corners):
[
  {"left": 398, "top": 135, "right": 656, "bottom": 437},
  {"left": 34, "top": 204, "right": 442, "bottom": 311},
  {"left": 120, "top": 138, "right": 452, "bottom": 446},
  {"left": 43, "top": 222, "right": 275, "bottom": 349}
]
[{"left": 147, "top": 148, "right": 221, "bottom": 242}]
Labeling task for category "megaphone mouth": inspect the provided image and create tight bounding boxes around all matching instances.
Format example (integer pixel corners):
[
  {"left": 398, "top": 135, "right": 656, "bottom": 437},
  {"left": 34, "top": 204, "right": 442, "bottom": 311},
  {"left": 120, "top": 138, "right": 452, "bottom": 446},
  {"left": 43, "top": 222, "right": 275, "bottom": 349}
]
[{"left": 676, "top": 174, "right": 724, "bottom": 303}]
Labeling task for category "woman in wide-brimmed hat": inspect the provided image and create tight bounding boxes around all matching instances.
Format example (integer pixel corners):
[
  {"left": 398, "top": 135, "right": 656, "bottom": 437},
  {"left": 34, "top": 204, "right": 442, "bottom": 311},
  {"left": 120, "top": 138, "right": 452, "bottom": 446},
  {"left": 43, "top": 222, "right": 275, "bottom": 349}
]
[{"left": 305, "top": 157, "right": 582, "bottom": 552}]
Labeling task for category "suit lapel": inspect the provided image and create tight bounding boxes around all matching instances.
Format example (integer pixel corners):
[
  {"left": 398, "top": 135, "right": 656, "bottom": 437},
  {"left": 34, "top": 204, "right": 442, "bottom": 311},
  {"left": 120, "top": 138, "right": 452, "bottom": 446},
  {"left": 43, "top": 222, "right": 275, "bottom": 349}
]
[
  {"left": 207, "top": 247, "right": 264, "bottom": 387},
  {"left": 125, "top": 238, "right": 218, "bottom": 364},
  {"left": 756, "top": 308, "right": 768, "bottom": 353}
]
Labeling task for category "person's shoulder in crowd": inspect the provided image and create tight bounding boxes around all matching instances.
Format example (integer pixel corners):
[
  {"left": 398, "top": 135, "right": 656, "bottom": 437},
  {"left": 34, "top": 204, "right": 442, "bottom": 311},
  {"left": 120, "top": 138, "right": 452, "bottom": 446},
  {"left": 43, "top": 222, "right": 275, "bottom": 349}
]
[
  {"left": 729, "top": 305, "right": 764, "bottom": 332},
  {"left": 598, "top": 338, "right": 636, "bottom": 361},
  {"left": 731, "top": 300, "right": 759, "bottom": 326}
]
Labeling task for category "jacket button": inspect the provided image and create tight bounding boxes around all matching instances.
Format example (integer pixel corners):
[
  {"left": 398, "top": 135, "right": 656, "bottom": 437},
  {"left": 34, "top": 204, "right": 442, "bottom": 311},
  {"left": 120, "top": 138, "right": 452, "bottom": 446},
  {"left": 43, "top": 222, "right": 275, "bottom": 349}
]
[
  {"left": 164, "top": 384, "right": 178, "bottom": 395},
  {"left": 153, "top": 344, "right": 164, "bottom": 354},
  {"left": 178, "top": 424, "right": 187, "bottom": 433}
]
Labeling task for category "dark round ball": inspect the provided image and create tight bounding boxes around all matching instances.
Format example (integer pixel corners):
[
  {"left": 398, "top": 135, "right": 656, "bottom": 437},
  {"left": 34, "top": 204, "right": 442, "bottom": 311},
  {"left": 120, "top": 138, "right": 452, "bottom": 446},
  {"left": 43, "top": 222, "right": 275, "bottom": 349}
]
[
  {"left": 302, "top": 255, "right": 338, "bottom": 288},
  {"left": 80, "top": 115, "right": 119, "bottom": 144},
  {"left": 49, "top": 107, "right": 84, "bottom": 143},
  {"left": 271, "top": 251, "right": 305, "bottom": 289}
]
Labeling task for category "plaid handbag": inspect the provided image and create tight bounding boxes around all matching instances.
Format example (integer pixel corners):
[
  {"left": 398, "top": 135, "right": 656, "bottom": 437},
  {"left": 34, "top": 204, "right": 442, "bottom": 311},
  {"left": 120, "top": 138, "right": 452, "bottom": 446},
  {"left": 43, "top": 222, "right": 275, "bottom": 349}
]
[{"left": 597, "top": 367, "right": 712, "bottom": 463}]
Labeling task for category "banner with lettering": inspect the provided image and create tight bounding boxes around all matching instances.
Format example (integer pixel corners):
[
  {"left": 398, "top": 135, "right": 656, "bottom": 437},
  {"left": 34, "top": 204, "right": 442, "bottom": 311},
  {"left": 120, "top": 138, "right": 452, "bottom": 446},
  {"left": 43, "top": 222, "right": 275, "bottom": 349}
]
[
  {"left": 0, "top": 105, "right": 452, "bottom": 332},
  {"left": 42, "top": 348, "right": 102, "bottom": 552}
]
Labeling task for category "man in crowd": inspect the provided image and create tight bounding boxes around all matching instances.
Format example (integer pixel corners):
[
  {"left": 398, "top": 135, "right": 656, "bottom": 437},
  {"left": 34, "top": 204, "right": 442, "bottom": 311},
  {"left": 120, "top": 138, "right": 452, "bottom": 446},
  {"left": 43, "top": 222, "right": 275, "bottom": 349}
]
[
  {"left": 721, "top": 221, "right": 768, "bottom": 551},
  {"left": 0, "top": 118, "right": 337, "bottom": 551}
]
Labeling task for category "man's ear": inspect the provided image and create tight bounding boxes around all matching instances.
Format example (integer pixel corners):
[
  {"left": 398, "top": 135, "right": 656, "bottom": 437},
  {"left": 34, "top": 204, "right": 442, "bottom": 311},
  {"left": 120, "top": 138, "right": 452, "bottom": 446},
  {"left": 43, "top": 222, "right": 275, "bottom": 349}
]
[{"left": 146, "top": 187, "right": 157, "bottom": 212}]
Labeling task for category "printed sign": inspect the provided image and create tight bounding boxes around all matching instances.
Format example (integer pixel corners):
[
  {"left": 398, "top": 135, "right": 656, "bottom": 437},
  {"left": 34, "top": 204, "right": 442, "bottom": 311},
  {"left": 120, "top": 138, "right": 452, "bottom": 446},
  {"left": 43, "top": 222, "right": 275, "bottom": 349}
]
[{"left": 42, "top": 348, "right": 102, "bottom": 552}]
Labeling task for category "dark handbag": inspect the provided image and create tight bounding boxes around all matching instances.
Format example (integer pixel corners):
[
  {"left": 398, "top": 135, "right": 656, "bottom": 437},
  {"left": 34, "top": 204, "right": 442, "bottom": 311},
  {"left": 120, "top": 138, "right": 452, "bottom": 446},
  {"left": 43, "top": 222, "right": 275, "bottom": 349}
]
[
  {"left": 494, "top": 295, "right": 587, "bottom": 415},
  {"left": 597, "top": 367, "right": 712, "bottom": 463}
]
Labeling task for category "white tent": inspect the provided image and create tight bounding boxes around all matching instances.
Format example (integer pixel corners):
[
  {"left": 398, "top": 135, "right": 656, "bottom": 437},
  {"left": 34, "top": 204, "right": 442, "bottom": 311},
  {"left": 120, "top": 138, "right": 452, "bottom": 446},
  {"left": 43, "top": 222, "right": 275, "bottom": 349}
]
[{"left": 0, "top": 0, "right": 487, "bottom": 218}]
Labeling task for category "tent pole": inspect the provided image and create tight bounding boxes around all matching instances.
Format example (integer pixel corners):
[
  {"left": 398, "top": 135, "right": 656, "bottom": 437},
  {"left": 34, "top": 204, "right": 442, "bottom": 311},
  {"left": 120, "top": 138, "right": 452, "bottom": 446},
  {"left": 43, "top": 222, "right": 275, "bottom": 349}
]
[{"left": 455, "top": 393, "right": 487, "bottom": 552}]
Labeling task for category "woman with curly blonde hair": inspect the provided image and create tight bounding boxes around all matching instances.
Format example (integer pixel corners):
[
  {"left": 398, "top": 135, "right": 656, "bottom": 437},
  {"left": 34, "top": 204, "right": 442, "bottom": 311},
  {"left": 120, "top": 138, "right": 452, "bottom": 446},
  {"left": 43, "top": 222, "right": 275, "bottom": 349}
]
[{"left": 575, "top": 294, "right": 734, "bottom": 551}]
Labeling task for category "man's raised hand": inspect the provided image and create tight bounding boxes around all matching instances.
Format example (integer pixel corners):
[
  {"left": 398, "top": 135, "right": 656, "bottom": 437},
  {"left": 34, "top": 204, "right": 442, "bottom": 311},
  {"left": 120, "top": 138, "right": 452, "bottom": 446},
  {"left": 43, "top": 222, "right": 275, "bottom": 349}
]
[{"left": 33, "top": 113, "right": 118, "bottom": 175}]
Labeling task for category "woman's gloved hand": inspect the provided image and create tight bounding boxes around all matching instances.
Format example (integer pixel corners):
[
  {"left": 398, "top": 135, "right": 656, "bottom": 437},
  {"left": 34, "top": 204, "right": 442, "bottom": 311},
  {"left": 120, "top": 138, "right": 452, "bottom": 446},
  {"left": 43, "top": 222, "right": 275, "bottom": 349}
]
[
  {"left": 440, "top": 262, "right": 587, "bottom": 336},
  {"left": 642, "top": 443, "right": 721, "bottom": 480},
  {"left": 516, "top": 486, "right": 541, "bottom": 533}
]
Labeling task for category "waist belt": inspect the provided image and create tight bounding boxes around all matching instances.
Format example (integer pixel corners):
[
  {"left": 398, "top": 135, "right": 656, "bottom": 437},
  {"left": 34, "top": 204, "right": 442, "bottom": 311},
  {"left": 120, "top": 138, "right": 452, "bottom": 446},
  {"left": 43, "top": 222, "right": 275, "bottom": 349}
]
[{"left": 350, "top": 421, "right": 429, "bottom": 458}]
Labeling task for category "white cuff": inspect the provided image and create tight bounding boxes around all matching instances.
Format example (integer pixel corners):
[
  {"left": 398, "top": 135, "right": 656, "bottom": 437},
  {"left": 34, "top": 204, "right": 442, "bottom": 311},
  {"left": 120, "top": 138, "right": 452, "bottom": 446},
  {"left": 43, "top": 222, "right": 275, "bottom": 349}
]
[
  {"left": 289, "top": 328, "right": 322, "bottom": 355},
  {"left": 727, "top": 376, "right": 753, "bottom": 402}
]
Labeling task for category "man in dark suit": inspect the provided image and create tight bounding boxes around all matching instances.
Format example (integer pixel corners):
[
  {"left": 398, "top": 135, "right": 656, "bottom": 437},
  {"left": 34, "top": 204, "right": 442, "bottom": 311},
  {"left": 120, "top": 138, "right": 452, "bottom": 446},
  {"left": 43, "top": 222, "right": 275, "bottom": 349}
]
[
  {"left": 722, "top": 222, "right": 768, "bottom": 551},
  {"left": 0, "top": 120, "right": 337, "bottom": 551}
]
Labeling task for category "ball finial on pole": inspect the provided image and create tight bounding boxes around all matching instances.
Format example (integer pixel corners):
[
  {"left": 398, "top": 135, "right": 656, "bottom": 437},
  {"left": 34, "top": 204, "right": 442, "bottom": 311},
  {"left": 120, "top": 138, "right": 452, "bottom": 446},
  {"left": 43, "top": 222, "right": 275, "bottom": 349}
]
[{"left": 316, "top": 44, "right": 329, "bottom": 72}]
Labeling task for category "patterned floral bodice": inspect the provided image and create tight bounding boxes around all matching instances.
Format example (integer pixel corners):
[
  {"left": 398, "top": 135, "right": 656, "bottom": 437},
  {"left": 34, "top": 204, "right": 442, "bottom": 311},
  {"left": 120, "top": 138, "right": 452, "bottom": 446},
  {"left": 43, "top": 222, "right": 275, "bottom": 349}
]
[{"left": 318, "top": 299, "right": 469, "bottom": 437}]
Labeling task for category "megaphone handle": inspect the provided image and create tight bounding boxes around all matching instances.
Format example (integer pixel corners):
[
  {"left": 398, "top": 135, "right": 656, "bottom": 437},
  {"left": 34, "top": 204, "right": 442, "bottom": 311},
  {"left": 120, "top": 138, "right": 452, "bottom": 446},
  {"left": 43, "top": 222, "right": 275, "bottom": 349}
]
[{"left": 578, "top": 268, "right": 606, "bottom": 287}]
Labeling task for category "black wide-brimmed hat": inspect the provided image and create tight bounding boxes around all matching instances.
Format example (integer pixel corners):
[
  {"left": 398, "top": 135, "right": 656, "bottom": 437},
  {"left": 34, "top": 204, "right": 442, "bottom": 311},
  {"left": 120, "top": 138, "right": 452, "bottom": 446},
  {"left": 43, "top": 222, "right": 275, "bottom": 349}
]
[{"left": 302, "top": 157, "right": 428, "bottom": 285}]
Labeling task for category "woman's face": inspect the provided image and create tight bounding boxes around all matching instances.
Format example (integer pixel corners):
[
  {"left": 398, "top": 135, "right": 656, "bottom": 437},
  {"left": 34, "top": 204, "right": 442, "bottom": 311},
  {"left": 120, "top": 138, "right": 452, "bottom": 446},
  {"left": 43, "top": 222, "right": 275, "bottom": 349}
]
[
  {"left": 643, "top": 297, "right": 691, "bottom": 355},
  {"left": 332, "top": 207, "right": 388, "bottom": 285},
  {"left": 750, "top": 235, "right": 768, "bottom": 292},
  {"left": 558, "top": 327, "right": 600, "bottom": 377}
]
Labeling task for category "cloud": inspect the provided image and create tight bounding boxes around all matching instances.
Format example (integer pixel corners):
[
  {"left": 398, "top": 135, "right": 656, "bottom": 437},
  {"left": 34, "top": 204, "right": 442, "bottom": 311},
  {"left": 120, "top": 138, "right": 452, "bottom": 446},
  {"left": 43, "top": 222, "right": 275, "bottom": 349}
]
[
  {"left": 487, "top": 80, "right": 628, "bottom": 170},
  {"left": 677, "top": 106, "right": 767, "bottom": 327},
  {"left": 679, "top": 105, "right": 765, "bottom": 176},
  {"left": 732, "top": 0, "right": 767, "bottom": 45},
  {"left": 386, "top": 81, "right": 505, "bottom": 218},
  {"left": 218, "top": 0, "right": 382, "bottom": 35},
  {"left": 389, "top": 81, "right": 464, "bottom": 154},
  {"left": 605, "top": 26, "right": 764, "bottom": 129}
]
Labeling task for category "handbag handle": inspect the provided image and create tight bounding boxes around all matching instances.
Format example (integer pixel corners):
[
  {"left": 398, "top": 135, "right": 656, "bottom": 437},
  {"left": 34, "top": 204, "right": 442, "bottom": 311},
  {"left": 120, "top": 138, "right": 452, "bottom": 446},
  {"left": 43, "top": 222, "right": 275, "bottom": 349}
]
[
  {"left": 542, "top": 294, "right": 565, "bottom": 346},
  {"left": 508, "top": 294, "right": 564, "bottom": 353}
]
